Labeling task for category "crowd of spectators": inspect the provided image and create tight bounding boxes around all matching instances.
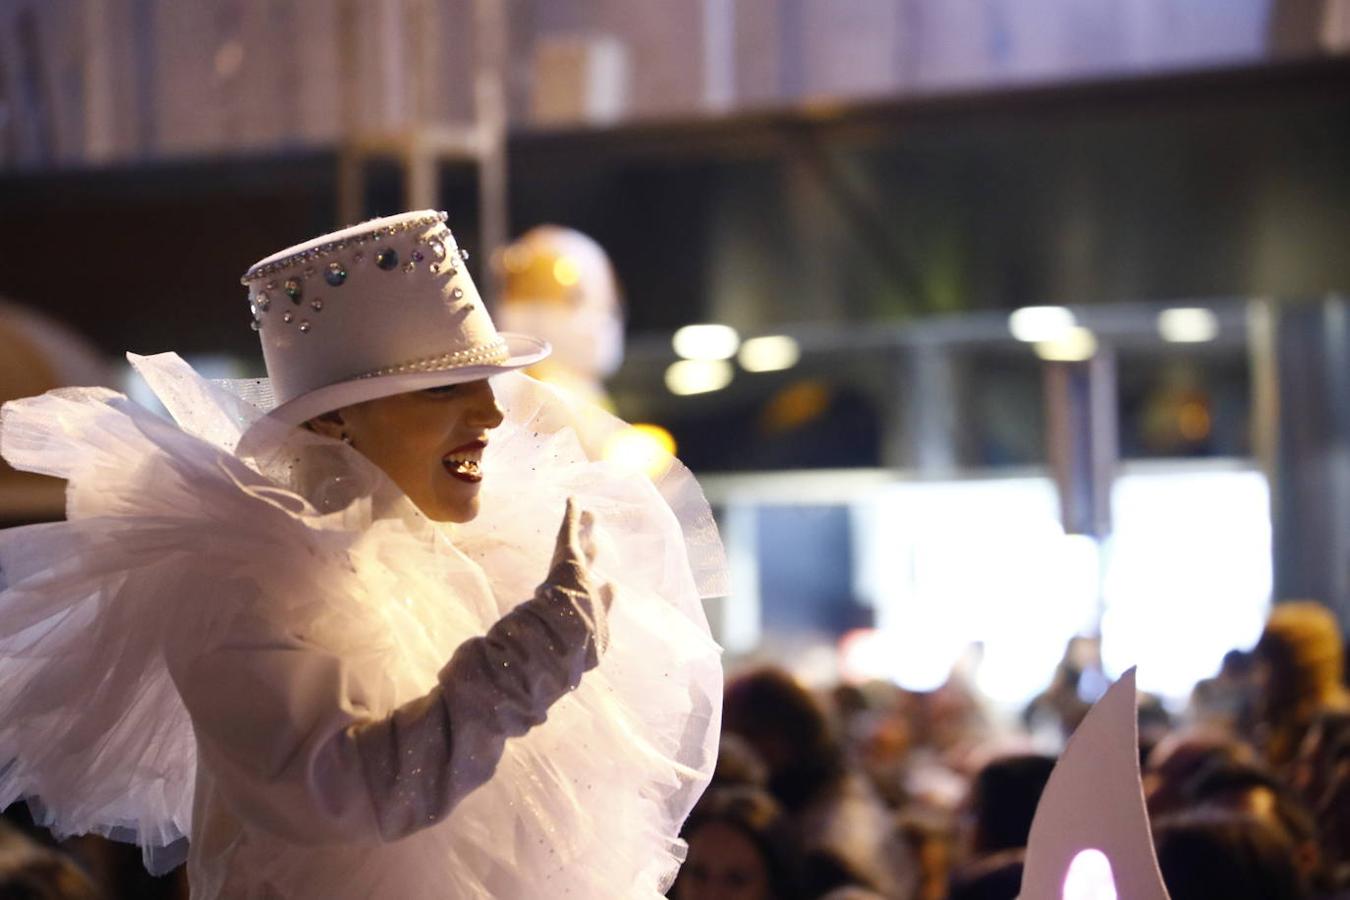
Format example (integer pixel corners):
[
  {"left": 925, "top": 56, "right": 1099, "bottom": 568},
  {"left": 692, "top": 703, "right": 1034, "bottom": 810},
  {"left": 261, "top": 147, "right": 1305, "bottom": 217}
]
[{"left": 673, "top": 600, "right": 1350, "bottom": 900}]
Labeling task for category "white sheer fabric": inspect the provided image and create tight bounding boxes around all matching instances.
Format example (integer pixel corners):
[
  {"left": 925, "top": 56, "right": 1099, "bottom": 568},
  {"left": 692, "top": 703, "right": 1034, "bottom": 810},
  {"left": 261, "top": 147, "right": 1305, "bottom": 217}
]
[{"left": 0, "top": 353, "right": 725, "bottom": 898}]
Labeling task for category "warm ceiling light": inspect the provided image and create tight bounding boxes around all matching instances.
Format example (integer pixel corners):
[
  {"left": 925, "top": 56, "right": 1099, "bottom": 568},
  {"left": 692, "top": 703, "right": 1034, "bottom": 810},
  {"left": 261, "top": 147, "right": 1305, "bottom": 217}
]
[
  {"left": 673, "top": 324, "right": 740, "bottom": 361},
  {"left": 738, "top": 335, "right": 801, "bottom": 372},
  {"left": 1010, "top": 306, "right": 1077, "bottom": 343},
  {"left": 1157, "top": 307, "right": 1219, "bottom": 343},
  {"left": 1034, "top": 326, "right": 1098, "bottom": 362},
  {"left": 665, "top": 359, "right": 733, "bottom": 395}
]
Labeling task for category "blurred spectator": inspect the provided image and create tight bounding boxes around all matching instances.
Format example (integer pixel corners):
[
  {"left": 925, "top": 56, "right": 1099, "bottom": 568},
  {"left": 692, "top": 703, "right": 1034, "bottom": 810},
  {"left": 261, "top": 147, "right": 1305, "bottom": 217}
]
[
  {"left": 1022, "top": 639, "right": 1096, "bottom": 746},
  {"left": 714, "top": 734, "right": 771, "bottom": 790},
  {"left": 1319, "top": 764, "right": 1350, "bottom": 894},
  {"left": 852, "top": 712, "right": 913, "bottom": 811},
  {"left": 923, "top": 664, "right": 996, "bottom": 762},
  {"left": 673, "top": 787, "right": 800, "bottom": 900},
  {"left": 946, "top": 849, "right": 1024, "bottom": 900},
  {"left": 1185, "top": 759, "right": 1321, "bottom": 888},
  {"left": 722, "top": 668, "right": 915, "bottom": 898},
  {"left": 1154, "top": 811, "right": 1307, "bottom": 900},
  {"left": 1294, "top": 712, "right": 1350, "bottom": 892},
  {"left": 1254, "top": 602, "right": 1350, "bottom": 773},
  {"left": 0, "top": 822, "right": 99, "bottom": 900},
  {"left": 962, "top": 754, "right": 1056, "bottom": 858},
  {"left": 1144, "top": 730, "right": 1257, "bottom": 817},
  {"left": 1137, "top": 692, "right": 1176, "bottom": 764},
  {"left": 1292, "top": 711, "right": 1350, "bottom": 815},
  {"left": 895, "top": 811, "right": 955, "bottom": 900},
  {"left": 1189, "top": 648, "right": 1257, "bottom": 732},
  {"left": 833, "top": 682, "right": 914, "bottom": 811}
]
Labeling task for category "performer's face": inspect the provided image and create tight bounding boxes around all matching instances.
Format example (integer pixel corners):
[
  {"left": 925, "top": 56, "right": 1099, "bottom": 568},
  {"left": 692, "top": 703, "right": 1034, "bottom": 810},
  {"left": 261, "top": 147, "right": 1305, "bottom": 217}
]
[{"left": 314, "top": 379, "right": 504, "bottom": 522}]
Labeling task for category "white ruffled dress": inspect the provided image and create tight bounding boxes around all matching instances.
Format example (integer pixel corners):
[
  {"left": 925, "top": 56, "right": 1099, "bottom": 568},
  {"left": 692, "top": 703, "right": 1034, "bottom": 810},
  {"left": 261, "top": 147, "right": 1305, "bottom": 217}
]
[{"left": 0, "top": 353, "right": 725, "bottom": 899}]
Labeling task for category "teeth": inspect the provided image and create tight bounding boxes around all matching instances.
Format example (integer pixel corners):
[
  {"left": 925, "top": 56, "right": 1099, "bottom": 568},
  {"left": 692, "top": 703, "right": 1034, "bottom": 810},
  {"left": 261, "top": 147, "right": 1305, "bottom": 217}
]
[{"left": 444, "top": 443, "right": 485, "bottom": 477}]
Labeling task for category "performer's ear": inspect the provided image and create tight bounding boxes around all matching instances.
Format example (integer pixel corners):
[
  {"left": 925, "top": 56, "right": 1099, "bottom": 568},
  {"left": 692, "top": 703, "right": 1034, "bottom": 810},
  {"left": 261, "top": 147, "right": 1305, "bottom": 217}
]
[{"left": 305, "top": 409, "right": 347, "bottom": 441}]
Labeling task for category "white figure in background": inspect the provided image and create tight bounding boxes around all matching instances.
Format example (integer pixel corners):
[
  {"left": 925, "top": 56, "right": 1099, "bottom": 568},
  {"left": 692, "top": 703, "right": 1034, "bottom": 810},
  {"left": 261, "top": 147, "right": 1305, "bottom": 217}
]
[{"left": 495, "top": 225, "right": 625, "bottom": 410}]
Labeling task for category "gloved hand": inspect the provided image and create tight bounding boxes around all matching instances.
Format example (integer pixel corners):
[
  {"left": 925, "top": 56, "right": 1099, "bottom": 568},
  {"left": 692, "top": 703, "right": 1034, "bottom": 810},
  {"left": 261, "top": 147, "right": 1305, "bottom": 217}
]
[{"left": 536, "top": 497, "right": 614, "bottom": 662}]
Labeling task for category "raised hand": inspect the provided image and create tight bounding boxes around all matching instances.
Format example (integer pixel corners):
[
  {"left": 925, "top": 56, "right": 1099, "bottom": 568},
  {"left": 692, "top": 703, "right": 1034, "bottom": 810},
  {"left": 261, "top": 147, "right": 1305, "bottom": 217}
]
[{"left": 543, "top": 497, "right": 615, "bottom": 615}]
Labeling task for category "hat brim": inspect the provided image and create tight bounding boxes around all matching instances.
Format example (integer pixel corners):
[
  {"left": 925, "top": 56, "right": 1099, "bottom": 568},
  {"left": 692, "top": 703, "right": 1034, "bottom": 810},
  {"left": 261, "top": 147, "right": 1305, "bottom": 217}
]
[{"left": 236, "top": 332, "right": 549, "bottom": 454}]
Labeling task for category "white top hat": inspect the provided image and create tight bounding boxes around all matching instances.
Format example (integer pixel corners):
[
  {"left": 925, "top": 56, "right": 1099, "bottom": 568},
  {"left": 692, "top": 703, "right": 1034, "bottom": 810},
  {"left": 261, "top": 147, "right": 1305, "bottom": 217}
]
[{"left": 238, "top": 210, "right": 549, "bottom": 438}]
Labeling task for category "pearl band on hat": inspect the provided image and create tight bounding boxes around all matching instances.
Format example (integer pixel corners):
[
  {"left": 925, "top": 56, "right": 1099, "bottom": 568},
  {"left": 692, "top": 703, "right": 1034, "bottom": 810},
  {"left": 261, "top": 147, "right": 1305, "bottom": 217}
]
[{"left": 356, "top": 338, "right": 511, "bottom": 379}]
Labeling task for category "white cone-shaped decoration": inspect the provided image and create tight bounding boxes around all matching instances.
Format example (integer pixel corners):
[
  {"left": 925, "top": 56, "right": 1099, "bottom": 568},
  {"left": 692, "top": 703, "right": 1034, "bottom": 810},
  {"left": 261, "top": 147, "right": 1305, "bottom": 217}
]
[{"left": 1018, "top": 668, "right": 1170, "bottom": 900}]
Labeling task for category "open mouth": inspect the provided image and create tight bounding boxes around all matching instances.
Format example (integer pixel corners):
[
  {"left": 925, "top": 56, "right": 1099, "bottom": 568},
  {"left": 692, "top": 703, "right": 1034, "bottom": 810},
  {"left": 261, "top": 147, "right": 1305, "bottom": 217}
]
[{"left": 442, "top": 439, "right": 486, "bottom": 484}]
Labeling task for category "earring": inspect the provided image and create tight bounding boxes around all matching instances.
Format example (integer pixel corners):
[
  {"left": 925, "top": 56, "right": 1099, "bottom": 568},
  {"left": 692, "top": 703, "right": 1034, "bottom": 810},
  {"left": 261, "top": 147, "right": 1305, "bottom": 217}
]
[{"left": 340, "top": 433, "right": 354, "bottom": 447}]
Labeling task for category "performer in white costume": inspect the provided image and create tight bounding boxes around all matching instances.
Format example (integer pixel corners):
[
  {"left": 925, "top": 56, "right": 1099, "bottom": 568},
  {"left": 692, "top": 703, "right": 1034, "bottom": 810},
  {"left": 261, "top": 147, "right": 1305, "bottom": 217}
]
[{"left": 0, "top": 211, "right": 725, "bottom": 899}]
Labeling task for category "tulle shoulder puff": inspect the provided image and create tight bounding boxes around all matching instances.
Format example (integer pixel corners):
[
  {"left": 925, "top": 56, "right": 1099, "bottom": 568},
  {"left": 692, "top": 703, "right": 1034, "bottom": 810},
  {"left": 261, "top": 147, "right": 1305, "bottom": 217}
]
[{"left": 0, "top": 357, "right": 363, "bottom": 869}]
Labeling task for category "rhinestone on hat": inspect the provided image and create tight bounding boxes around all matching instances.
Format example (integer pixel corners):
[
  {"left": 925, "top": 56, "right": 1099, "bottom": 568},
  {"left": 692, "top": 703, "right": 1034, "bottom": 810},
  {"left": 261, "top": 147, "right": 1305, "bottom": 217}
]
[
  {"left": 239, "top": 211, "right": 446, "bottom": 285},
  {"left": 325, "top": 262, "right": 347, "bottom": 286}
]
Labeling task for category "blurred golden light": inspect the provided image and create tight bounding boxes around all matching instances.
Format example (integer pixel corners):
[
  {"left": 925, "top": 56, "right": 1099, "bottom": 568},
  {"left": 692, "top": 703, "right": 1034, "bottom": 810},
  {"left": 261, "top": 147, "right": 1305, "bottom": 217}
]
[
  {"left": 1178, "top": 401, "right": 1212, "bottom": 441},
  {"left": 665, "top": 359, "right": 733, "bottom": 395},
  {"left": 673, "top": 324, "right": 740, "bottom": 361},
  {"left": 1034, "top": 326, "right": 1098, "bottom": 362},
  {"left": 1158, "top": 308, "right": 1219, "bottom": 343},
  {"left": 1010, "top": 306, "right": 1076, "bottom": 343},
  {"left": 738, "top": 335, "right": 801, "bottom": 372},
  {"left": 761, "top": 380, "right": 831, "bottom": 432},
  {"left": 602, "top": 424, "right": 677, "bottom": 478},
  {"left": 552, "top": 257, "right": 580, "bottom": 287}
]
